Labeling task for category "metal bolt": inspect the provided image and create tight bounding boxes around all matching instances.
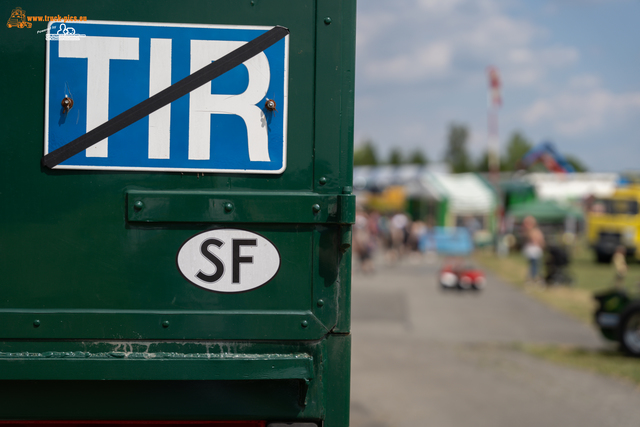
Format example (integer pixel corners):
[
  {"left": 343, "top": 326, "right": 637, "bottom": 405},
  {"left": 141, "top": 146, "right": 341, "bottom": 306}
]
[
  {"left": 33, "top": 319, "right": 40, "bottom": 328},
  {"left": 265, "top": 99, "right": 277, "bottom": 111},
  {"left": 324, "top": 17, "right": 332, "bottom": 25},
  {"left": 61, "top": 96, "right": 73, "bottom": 113},
  {"left": 319, "top": 177, "right": 327, "bottom": 185},
  {"left": 312, "top": 204, "right": 321, "bottom": 213},
  {"left": 301, "top": 320, "right": 309, "bottom": 328},
  {"left": 317, "top": 299, "right": 324, "bottom": 307},
  {"left": 162, "top": 320, "right": 170, "bottom": 328},
  {"left": 224, "top": 202, "right": 234, "bottom": 212},
  {"left": 133, "top": 200, "right": 144, "bottom": 210}
]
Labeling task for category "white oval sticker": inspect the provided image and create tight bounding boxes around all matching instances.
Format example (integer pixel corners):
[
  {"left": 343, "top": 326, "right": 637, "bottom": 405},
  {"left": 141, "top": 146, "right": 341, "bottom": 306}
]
[{"left": 177, "top": 229, "right": 281, "bottom": 293}]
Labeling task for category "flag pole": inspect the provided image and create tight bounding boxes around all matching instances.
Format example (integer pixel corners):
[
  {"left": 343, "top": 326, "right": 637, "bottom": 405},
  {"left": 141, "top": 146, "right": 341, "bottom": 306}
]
[{"left": 487, "top": 66, "right": 502, "bottom": 251}]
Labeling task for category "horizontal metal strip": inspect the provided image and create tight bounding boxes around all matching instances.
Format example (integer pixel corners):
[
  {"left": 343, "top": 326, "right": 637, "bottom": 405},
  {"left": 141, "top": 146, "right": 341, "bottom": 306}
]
[
  {"left": 126, "top": 191, "right": 355, "bottom": 224},
  {"left": 0, "top": 353, "right": 313, "bottom": 381},
  {"left": 0, "top": 312, "right": 327, "bottom": 341}
]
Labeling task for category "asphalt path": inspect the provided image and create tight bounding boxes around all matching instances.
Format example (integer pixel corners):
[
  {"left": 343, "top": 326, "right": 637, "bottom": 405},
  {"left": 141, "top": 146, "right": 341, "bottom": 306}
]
[{"left": 350, "top": 256, "right": 640, "bottom": 427}]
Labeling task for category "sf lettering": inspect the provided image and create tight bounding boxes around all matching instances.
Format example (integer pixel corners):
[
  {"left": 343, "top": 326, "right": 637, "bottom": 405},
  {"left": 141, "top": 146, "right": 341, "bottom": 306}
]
[{"left": 196, "top": 238, "right": 257, "bottom": 284}]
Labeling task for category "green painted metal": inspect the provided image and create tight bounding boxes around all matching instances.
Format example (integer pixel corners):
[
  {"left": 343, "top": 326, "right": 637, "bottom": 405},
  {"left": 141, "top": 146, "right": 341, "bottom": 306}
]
[
  {"left": 0, "top": 0, "right": 354, "bottom": 425},
  {"left": 0, "top": 352, "right": 314, "bottom": 381},
  {"left": 437, "top": 198, "right": 449, "bottom": 226},
  {"left": 0, "top": 337, "right": 345, "bottom": 422},
  {"left": 127, "top": 191, "right": 356, "bottom": 224}
]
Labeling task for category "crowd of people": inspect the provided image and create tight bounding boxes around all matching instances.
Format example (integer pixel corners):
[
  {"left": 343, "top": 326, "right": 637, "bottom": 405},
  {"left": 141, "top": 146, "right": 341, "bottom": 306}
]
[{"left": 352, "top": 207, "right": 434, "bottom": 274}]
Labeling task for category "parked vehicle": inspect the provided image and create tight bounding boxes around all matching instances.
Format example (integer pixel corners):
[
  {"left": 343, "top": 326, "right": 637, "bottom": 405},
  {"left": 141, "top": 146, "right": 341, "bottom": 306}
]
[
  {"left": 434, "top": 227, "right": 486, "bottom": 291},
  {"left": 587, "top": 185, "right": 640, "bottom": 263},
  {"left": 594, "top": 289, "right": 640, "bottom": 356},
  {"left": 439, "top": 263, "right": 486, "bottom": 290}
]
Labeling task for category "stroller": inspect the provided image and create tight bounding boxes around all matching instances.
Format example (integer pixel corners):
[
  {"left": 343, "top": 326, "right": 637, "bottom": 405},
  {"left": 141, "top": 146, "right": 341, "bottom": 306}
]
[{"left": 544, "top": 244, "right": 573, "bottom": 285}]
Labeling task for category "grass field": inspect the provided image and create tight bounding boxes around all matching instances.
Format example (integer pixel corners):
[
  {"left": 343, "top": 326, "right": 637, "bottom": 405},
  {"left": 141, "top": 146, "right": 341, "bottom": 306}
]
[
  {"left": 519, "top": 344, "right": 640, "bottom": 387},
  {"left": 475, "top": 244, "right": 640, "bottom": 386},
  {"left": 475, "top": 244, "right": 640, "bottom": 324}
]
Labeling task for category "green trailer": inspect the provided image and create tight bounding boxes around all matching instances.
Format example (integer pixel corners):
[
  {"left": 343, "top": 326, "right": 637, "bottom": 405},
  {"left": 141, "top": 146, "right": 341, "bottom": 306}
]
[{"left": 0, "top": 1, "right": 355, "bottom": 425}]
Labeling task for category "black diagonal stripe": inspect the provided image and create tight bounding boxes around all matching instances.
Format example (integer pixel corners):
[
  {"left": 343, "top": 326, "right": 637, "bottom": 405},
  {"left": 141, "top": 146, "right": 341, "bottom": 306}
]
[{"left": 42, "top": 25, "right": 289, "bottom": 169}]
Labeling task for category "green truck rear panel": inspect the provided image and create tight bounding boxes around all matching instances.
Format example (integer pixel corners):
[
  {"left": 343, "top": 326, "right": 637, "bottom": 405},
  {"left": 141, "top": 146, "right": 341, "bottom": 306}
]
[{"left": 0, "top": 1, "right": 355, "bottom": 425}]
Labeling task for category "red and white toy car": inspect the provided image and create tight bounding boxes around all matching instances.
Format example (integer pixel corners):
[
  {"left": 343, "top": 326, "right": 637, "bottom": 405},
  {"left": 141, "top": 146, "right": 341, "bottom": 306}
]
[{"left": 439, "top": 264, "right": 486, "bottom": 291}]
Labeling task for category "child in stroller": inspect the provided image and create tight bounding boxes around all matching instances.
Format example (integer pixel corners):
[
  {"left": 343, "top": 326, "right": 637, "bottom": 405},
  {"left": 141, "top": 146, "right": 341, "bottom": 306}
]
[{"left": 544, "top": 244, "right": 572, "bottom": 285}]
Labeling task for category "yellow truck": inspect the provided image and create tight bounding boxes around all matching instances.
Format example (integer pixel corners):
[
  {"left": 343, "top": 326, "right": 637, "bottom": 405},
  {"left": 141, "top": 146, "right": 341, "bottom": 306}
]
[{"left": 587, "top": 185, "right": 640, "bottom": 263}]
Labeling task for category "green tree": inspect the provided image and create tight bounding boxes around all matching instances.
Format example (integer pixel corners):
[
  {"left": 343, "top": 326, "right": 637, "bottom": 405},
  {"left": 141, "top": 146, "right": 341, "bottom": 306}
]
[
  {"left": 475, "top": 150, "right": 508, "bottom": 172},
  {"left": 353, "top": 140, "right": 378, "bottom": 166},
  {"left": 504, "top": 132, "right": 532, "bottom": 171},
  {"left": 565, "top": 155, "right": 588, "bottom": 172},
  {"left": 444, "top": 123, "right": 472, "bottom": 173},
  {"left": 408, "top": 149, "right": 429, "bottom": 165},
  {"left": 475, "top": 151, "right": 490, "bottom": 172},
  {"left": 388, "top": 148, "right": 403, "bottom": 165}
]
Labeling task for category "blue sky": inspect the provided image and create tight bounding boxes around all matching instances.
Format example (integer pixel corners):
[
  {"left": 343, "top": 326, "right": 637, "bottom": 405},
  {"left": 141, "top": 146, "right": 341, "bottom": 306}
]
[{"left": 354, "top": 0, "right": 640, "bottom": 171}]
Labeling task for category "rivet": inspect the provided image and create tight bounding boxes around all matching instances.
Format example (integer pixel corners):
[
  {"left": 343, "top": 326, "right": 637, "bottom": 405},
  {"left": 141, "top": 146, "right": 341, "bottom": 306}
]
[
  {"left": 317, "top": 299, "right": 324, "bottom": 307},
  {"left": 324, "top": 17, "right": 332, "bottom": 25},
  {"left": 224, "top": 202, "right": 234, "bottom": 212},
  {"left": 33, "top": 319, "right": 40, "bottom": 328},
  {"left": 265, "top": 99, "right": 277, "bottom": 111},
  {"left": 319, "top": 177, "right": 327, "bottom": 185},
  {"left": 312, "top": 204, "right": 321, "bottom": 213},
  {"left": 162, "top": 320, "right": 170, "bottom": 328},
  {"left": 61, "top": 96, "right": 73, "bottom": 113},
  {"left": 133, "top": 200, "right": 144, "bottom": 210},
  {"left": 301, "top": 320, "right": 309, "bottom": 328}
]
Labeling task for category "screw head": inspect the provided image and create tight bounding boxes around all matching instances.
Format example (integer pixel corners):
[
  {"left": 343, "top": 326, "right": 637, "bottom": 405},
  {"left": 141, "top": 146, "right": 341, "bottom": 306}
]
[
  {"left": 61, "top": 96, "right": 73, "bottom": 113},
  {"left": 312, "top": 204, "right": 321, "bottom": 213},
  {"left": 162, "top": 320, "right": 170, "bottom": 328},
  {"left": 33, "top": 319, "right": 40, "bottom": 328},
  {"left": 224, "top": 202, "right": 234, "bottom": 212},
  {"left": 317, "top": 299, "right": 324, "bottom": 307},
  {"left": 265, "top": 99, "right": 277, "bottom": 111},
  {"left": 133, "top": 200, "right": 144, "bottom": 210},
  {"left": 319, "top": 177, "right": 327, "bottom": 185},
  {"left": 324, "top": 17, "right": 332, "bottom": 25},
  {"left": 301, "top": 320, "right": 309, "bottom": 328}
]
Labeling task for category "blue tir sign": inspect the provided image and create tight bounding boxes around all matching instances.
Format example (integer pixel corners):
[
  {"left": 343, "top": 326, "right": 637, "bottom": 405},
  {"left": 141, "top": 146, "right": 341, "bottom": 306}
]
[{"left": 45, "top": 21, "right": 289, "bottom": 174}]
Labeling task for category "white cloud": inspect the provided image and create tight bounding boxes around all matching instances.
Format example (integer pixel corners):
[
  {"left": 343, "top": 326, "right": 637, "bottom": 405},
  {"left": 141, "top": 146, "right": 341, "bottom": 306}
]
[
  {"left": 522, "top": 82, "right": 640, "bottom": 136},
  {"left": 363, "top": 41, "right": 453, "bottom": 82},
  {"left": 356, "top": 0, "right": 578, "bottom": 88}
]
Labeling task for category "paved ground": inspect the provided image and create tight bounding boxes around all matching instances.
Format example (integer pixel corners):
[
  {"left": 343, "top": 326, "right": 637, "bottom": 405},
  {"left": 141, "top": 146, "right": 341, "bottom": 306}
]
[{"left": 350, "top": 257, "right": 640, "bottom": 427}]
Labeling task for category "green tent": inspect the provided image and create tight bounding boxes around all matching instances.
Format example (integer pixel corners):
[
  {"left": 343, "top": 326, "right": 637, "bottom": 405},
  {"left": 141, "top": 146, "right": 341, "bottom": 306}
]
[{"left": 508, "top": 199, "right": 583, "bottom": 222}]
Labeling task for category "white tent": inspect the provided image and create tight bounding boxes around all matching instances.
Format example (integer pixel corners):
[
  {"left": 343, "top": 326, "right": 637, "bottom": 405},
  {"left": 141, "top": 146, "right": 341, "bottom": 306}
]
[
  {"left": 524, "top": 173, "right": 617, "bottom": 202},
  {"left": 426, "top": 173, "right": 496, "bottom": 215}
]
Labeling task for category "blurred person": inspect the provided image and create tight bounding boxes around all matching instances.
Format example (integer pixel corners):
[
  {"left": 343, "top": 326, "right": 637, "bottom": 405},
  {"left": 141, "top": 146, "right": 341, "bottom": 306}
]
[
  {"left": 612, "top": 245, "right": 627, "bottom": 289},
  {"left": 377, "top": 214, "right": 391, "bottom": 251},
  {"left": 407, "top": 220, "right": 423, "bottom": 252},
  {"left": 464, "top": 215, "right": 482, "bottom": 239},
  {"left": 418, "top": 219, "right": 437, "bottom": 264},
  {"left": 522, "top": 216, "right": 545, "bottom": 283},
  {"left": 388, "top": 211, "right": 409, "bottom": 262},
  {"left": 353, "top": 209, "right": 374, "bottom": 274},
  {"left": 368, "top": 210, "right": 381, "bottom": 254}
]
